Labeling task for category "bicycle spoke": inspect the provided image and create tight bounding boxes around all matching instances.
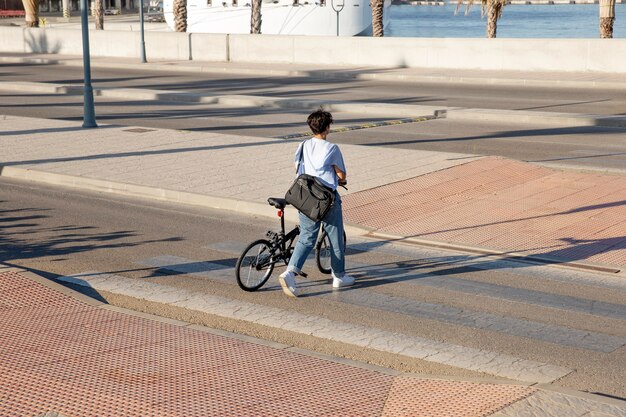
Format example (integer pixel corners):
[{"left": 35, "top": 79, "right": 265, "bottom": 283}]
[{"left": 236, "top": 239, "right": 274, "bottom": 291}]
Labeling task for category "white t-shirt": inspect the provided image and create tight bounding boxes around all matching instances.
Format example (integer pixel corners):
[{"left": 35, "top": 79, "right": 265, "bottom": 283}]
[{"left": 294, "top": 138, "right": 346, "bottom": 190}]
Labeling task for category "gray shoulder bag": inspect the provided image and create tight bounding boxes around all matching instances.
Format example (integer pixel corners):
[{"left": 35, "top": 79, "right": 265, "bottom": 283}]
[{"left": 284, "top": 140, "right": 335, "bottom": 222}]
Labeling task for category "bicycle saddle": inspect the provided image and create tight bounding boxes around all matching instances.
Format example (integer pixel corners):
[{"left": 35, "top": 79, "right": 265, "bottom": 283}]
[{"left": 267, "top": 197, "right": 288, "bottom": 210}]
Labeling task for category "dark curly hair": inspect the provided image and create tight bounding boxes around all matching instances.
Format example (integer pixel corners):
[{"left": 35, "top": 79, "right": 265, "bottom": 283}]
[{"left": 307, "top": 108, "right": 334, "bottom": 135}]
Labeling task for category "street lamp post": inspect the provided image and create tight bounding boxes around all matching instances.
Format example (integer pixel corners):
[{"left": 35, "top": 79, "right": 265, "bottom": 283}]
[
  {"left": 80, "top": 0, "right": 97, "bottom": 128},
  {"left": 139, "top": 0, "right": 147, "bottom": 62},
  {"left": 330, "top": 0, "right": 344, "bottom": 36}
]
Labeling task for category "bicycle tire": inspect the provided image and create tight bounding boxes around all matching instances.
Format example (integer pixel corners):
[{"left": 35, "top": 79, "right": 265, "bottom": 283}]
[
  {"left": 315, "top": 230, "right": 347, "bottom": 275},
  {"left": 236, "top": 239, "right": 275, "bottom": 291}
]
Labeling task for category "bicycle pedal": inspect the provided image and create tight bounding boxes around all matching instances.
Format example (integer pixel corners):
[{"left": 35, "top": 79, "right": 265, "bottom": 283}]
[{"left": 298, "top": 272, "right": 308, "bottom": 278}]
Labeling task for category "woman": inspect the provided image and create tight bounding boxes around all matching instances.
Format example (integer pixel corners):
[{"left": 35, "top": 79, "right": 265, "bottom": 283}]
[{"left": 278, "top": 109, "right": 355, "bottom": 297}]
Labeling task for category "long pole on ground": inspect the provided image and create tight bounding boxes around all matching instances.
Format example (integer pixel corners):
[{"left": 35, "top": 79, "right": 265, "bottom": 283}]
[
  {"left": 139, "top": 0, "right": 147, "bottom": 62},
  {"left": 80, "top": 0, "right": 98, "bottom": 128}
]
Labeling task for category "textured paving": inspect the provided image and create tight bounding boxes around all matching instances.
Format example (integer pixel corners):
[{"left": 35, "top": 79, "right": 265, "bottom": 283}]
[
  {"left": 0, "top": 270, "right": 537, "bottom": 416},
  {"left": 58, "top": 271, "right": 574, "bottom": 383},
  {"left": 343, "top": 156, "right": 626, "bottom": 269}
]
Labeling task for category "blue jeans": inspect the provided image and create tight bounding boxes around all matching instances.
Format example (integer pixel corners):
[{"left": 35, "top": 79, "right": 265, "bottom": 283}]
[{"left": 286, "top": 194, "right": 345, "bottom": 277}]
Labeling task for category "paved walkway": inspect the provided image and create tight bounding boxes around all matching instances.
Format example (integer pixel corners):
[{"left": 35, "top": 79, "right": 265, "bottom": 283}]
[
  {"left": 1, "top": 114, "right": 625, "bottom": 272},
  {"left": 2, "top": 267, "right": 625, "bottom": 417},
  {"left": 344, "top": 156, "right": 626, "bottom": 270}
]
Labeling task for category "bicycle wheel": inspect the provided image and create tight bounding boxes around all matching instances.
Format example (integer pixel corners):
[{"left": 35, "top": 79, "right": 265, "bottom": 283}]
[
  {"left": 315, "top": 230, "right": 347, "bottom": 275},
  {"left": 236, "top": 239, "right": 275, "bottom": 291}
]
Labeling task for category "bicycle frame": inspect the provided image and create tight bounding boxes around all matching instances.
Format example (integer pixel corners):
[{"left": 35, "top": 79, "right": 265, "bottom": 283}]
[
  {"left": 236, "top": 201, "right": 336, "bottom": 291},
  {"left": 271, "top": 207, "right": 300, "bottom": 266}
]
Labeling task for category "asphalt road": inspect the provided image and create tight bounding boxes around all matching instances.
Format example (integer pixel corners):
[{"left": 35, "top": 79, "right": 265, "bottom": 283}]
[
  {"left": 2, "top": 177, "right": 625, "bottom": 397},
  {"left": 2, "top": 62, "right": 626, "bottom": 173},
  {"left": 3, "top": 61, "right": 626, "bottom": 115}
]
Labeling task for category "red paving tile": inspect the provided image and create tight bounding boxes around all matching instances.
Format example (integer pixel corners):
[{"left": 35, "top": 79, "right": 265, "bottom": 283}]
[
  {"left": 0, "top": 271, "right": 536, "bottom": 416},
  {"left": 380, "top": 377, "right": 534, "bottom": 417},
  {"left": 344, "top": 157, "right": 626, "bottom": 269}
]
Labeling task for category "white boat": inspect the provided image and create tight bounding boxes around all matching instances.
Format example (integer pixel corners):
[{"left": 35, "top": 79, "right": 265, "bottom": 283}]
[{"left": 163, "top": 0, "right": 390, "bottom": 36}]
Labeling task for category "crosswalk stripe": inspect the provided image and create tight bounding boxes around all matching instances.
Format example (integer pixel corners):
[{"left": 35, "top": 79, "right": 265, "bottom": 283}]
[
  {"left": 333, "top": 289, "right": 625, "bottom": 353},
  {"left": 208, "top": 239, "right": 626, "bottom": 292},
  {"left": 363, "top": 269, "right": 626, "bottom": 321},
  {"left": 347, "top": 239, "right": 626, "bottom": 292},
  {"left": 58, "top": 272, "right": 573, "bottom": 384},
  {"left": 138, "top": 255, "right": 625, "bottom": 352},
  {"left": 137, "top": 255, "right": 235, "bottom": 283}
]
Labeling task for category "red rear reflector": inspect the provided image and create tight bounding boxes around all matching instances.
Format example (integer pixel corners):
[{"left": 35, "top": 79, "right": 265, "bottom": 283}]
[{"left": 278, "top": 210, "right": 283, "bottom": 218}]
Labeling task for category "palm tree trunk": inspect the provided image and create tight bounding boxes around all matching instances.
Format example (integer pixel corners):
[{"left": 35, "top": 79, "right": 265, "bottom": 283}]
[
  {"left": 174, "top": 0, "right": 187, "bottom": 32},
  {"left": 599, "top": 0, "right": 615, "bottom": 38},
  {"left": 95, "top": 0, "right": 104, "bottom": 29},
  {"left": 250, "top": 0, "right": 262, "bottom": 34},
  {"left": 22, "top": 0, "right": 39, "bottom": 27},
  {"left": 486, "top": 1, "right": 502, "bottom": 38},
  {"left": 370, "top": 0, "right": 384, "bottom": 37},
  {"left": 62, "top": 0, "right": 70, "bottom": 18}
]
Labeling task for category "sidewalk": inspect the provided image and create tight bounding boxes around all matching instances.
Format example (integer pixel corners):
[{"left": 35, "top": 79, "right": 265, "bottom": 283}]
[
  {"left": 3, "top": 267, "right": 625, "bottom": 416},
  {"left": 1, "top": 114, "right": 625, "bottom": 273}
]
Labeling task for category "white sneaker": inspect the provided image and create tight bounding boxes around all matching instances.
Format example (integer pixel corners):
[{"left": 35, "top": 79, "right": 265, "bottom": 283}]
[
  {"left": 278, "top": 271, "right": 299, "bottom": 297},
  {"left": 332, "top": 273, "right": 355, "bottom": 289}
]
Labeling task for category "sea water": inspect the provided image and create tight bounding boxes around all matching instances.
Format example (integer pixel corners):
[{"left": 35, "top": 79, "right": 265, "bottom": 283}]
[{"left": 387, "top": 4, "right": 626, "bottom": 38}]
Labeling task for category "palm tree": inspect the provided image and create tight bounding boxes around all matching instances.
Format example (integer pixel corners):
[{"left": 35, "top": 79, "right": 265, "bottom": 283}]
[
  {"left": 174, "top": 0, "right": 187, "bottom": 32},
  {"left": 371, "top": 0, "right": 384, "bottom": 37},
  {"left": 599, "top": 0, "right": 615, "bottom": 38},
  {"left": 22, "top": 0, "right": 39, "bottom": 27},
  {"left": 250, "top": 0, "right": 262, "bottom": 34},
  {"left": 95, "top": 0, "right": 104, "bottom": 29},
  {"left": 457, "top": 0, "right": 506, "bottom": 38},
  {"left": 62, "top": 0, "right": 70, "bottom": 18}
]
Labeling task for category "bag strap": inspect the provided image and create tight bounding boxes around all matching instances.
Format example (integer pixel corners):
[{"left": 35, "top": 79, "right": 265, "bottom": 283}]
[{"left": 296, "top": 139, "right": 308, "bottom": 175}]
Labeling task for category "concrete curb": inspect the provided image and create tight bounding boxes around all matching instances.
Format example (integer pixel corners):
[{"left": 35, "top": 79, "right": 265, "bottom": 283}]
[
  {"left": 367, "top": 231, "right": 622, "bottom": 275},
  {"left": 534, "top": 384, "right": 626, "bottom": 411},
  {"left": 3, "top": 80, "right": 626, "bottom": 128},
  {"left": 0, "top": 165, "right": 276, "bottom": 221},
  {"left": 0, "top": 165, "right": 372, "bottom": 237},
  {"left": 4, "top": 54, "right": 626, "bottom": 92},
  {"left": 354, "top": 72, "right": 626, "bottom": 92},
  {"left": 0, "top": 81, "right": 444, "bottom": 118},
  {"left": 448, "top": 107, "right": 626, "bottom": 129}
]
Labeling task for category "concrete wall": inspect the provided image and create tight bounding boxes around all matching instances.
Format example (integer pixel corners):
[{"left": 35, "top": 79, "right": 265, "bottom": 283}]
[
  {"left": 2, "top": 26, "right": 626, "bottom": 73},
  {"left": 0, "top": 27, "right": 25, "bottom": 53},
  {"left": 231, "top": 36, "right": 626, "bottom": 73},
  {"left": 145, "top": 31, "right": 190, "bottom": 60},
  {"left": 189, "top": 33, "right": 229, "bottom": 62},
  {"left": 23, "top": 28, "right": 81, "bottom": 54}
]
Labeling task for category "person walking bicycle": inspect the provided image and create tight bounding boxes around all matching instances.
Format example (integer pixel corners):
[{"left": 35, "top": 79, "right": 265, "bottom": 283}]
[{"left": 278, "top": 109, "right": 355, "bottom": 297}]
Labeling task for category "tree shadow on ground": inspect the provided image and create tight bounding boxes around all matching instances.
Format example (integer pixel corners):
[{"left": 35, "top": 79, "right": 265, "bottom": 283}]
[
  {"left": 0, "top": 203, "right": 184, "bottom": 264},
  {"left": 24, "top": 30, "right": 61, "bottom": 54},
  {"left": 335, "top": 230, "right": 625, "bottom": 297},
  {"left": 361, "top": 125, "right": 626, "bottom": 147}
]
